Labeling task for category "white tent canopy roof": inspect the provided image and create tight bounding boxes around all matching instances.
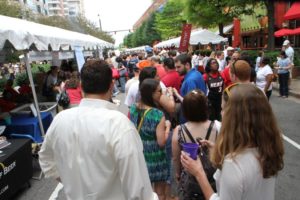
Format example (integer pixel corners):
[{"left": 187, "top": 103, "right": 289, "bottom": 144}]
[
  {"left": 0, "top": 15, "right": 113, "bottom": 51},
  {"left": 154, "top": 29, "right": 227, "bottom": 48}
]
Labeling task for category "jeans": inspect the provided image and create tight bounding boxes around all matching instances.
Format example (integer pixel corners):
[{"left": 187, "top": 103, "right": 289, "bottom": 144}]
[
  {"left": 278, "top": 72, "right": 289, "bottom": 97},
  {"left": 265, "top": 90, "right": 272, "bottom": 100},
  {"left": 118, "top": 76, "right": 126, "bottom": 93}
]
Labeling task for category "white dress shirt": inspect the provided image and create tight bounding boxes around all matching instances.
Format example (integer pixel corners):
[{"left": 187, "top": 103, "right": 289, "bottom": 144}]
[
  {"left": 39, "top": 98, "right": 156, "bottom": 200},
  {"left": 210, "top": 148, "right": 275, "bottom": 200}
]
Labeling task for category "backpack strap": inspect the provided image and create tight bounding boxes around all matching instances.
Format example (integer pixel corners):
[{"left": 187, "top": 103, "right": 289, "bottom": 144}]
[
  {"left": 181, "top": 124, "right": 197, "bottom": 143},
  {"left": 179, "top": 125, "right": 188, "bottom": 143},
  {"left": 205, "top": 121, "right": 215, "bottom": 140}
]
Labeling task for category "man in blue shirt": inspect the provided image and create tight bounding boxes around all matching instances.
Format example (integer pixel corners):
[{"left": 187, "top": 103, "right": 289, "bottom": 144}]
[
  {"left": 175, "top": 54, "right": 207, "bottom": 123},
  {"left": 175, "top": 54, "right": 207, "bottom": 96}
]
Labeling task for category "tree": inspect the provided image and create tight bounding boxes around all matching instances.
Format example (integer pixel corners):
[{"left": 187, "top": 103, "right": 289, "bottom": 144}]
[
  {"left": 179, "top": 0, "right": 256, "bottom": 36},
  {"left": 154, "top": 0, "right": 185, "bottom": 40},
  {"left": 0, "top": 0, "right": 23, "bottom": 18},
  {"left": 142, "top": 13, "right": 161, "bottom": 46},
  {"left": 264, "top": 1, "right": 275, "bottom": 50}
]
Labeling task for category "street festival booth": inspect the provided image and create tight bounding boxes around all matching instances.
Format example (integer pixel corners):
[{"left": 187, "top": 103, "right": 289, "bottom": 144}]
[
  {"left": 0, "top": 15, "right": 113, "bottom": 198},
  {"left": 154, "top": 29, "right": 227, "bottom": 49}
]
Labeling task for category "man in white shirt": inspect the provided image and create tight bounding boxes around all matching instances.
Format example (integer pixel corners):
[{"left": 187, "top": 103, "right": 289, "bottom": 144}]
[
  {"left": 283, "top": 40, "right": 294, "bottom": 79},
  {"left": 39, "top": 59, "right": 157, "bottom": 200}
]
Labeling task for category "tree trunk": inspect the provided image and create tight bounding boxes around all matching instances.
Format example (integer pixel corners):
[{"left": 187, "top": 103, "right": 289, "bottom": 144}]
[
  {"left": 266, "top": 1, "right": 275, "bottom": 50},
  {"left": 218, "top": 23, "right": 224, "bottom": 36}
]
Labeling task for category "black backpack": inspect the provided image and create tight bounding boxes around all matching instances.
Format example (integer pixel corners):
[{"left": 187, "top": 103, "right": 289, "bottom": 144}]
[{"left": 178, "top": 121, "right": 217, "bottom": 200}]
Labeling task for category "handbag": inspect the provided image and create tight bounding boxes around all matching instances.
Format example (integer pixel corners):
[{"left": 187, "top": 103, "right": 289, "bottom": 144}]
[
  {"left": 58, "top": 90, "right": 70, "bottom": 108},
  {"left": 178, "top": 121, "right": 216, "bottom": 200}
]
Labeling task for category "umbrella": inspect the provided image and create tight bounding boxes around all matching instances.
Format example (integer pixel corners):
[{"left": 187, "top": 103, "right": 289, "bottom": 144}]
[
  {"left": 284, "top": 2, "right": 300, "bottom": 20},
  {"left": 291, "top": 27, "right": 300, "bottom": 35},
  {"left": 274, "top": 28, "right": 294, "bottom": 37}
]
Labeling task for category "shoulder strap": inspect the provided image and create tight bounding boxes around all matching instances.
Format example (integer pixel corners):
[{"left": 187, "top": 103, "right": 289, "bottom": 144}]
[
  {"left": 205, "top": 121, "right": 215, "bottom": 140},
  {"left": 179, "top": 125, "right": 187, "bottom": 143},
  {"left": 137, "top": 108, "right": 151, "bottom": 133},
  {"left": 182, "top": 124, "right": 197, "bottom": 143}
]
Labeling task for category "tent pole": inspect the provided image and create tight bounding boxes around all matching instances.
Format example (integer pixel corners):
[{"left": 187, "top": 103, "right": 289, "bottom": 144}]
[{"left": 24, "top": 51, "right": 45, "bottom": 137}]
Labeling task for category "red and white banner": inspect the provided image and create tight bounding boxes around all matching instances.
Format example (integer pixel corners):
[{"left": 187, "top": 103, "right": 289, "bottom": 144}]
[{"left": 179, "top": 24, "right": 192, "bottom": 52}]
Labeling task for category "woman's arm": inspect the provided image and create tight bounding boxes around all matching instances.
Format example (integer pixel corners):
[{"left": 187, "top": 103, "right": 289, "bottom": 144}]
[
  {"left": 264, "top": 74, "right": 273, "bottom": 93},
  {"left": 172, "top": 126, "right": 181, "bottom": 182},
  {"left": 156, "top": 116, "right": 169, "bottom": 147},
  {"left": 159, "top": 93, "right": 175, "bottom": 114}
]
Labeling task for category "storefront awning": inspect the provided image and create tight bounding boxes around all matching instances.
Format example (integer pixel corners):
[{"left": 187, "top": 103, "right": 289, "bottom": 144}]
[
  {"left": 274, "top": 28, "right": 294, "bottom": 37},
  {"left": 284, "top": 2, "right": 300, "bottom": 20}
]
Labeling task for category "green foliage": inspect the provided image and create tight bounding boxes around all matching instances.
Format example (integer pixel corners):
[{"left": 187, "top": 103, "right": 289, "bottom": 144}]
[
  {"left": 179, "top": 0, "right": 258, "bottom": 34},
  {"left": 143, "top": 13, "right": 161, "bottom": 46},
  {"left": 155, "top": 0, "right": 185, "bottom": 40},
  {"left": 0, "top": 77, "right": 7, "bottom": 92},
  {"left": 242, "top": 50, "right": 279, "bottom": 68},
  {"left": 0, "top": 0, "right": 22, "bottom": 18},
  {"left": 294, "top": 51, "right": 300, "bottom": 67},
  {"left": 124, "top": 13, "right": 161, "bottom": 48},
  {"left": 15, "top": 72, "right": 28, "bottom": 86}
]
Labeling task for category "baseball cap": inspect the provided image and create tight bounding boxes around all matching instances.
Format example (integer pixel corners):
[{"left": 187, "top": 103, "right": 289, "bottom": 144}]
[
  {"left": 226, "top": 46, "right": 234, "bottom": 51},
  {"left": 136, "top": 60, "right": 152, "bottom": 70},
  {"left": 283, "top": 40, "right": 290, "bottom": 46}
]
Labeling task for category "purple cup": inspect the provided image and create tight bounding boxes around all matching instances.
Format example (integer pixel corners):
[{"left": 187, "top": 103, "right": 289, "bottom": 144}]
[{"left": 182, "top": 143, "right": 199, "bottom": 160}]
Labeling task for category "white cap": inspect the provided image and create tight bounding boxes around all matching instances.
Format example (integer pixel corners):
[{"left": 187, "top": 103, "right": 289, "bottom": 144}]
[
  {"left": 226, "top": 46, "right": 234, "bottom": 51},
  {"left": 283, "top": 40, "right": 290, "bottom": 46}
]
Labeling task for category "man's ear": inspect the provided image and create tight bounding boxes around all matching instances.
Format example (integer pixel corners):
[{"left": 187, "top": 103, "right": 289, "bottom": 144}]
[{"left": 109, "top": 80, "right": 114, "bottom": 91}]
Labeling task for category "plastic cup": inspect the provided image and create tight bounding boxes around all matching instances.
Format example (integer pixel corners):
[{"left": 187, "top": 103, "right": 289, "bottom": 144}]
[
  {"left": 182, "top": 143, "right": 199, "bottom": 160},
  {"left": 4, "top": 116, "right": 12, "bottom": 125}
]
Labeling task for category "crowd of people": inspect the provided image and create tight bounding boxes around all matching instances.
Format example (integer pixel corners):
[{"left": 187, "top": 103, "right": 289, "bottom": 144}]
[{"left": 36, "top": 40, "right": 292, "bottom": 200}]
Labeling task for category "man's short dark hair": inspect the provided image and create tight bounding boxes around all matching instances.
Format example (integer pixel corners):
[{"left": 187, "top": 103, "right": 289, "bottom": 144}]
[
  {"left": 80, "top": 59, "right": 112, "bottom": 94},
  {"left": 163, "top": 58, "right": 175, "bottom": 69},
  {"left": 175, "top": 54, "right": 192, "bottom": 67}
]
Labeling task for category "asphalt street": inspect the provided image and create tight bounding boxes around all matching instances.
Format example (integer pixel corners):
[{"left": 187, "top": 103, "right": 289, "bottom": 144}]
[{"left": 12, "top": 91, "right": 300, "bottom": 200}]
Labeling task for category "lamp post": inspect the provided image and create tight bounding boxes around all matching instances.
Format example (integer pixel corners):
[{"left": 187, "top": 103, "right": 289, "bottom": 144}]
[{"left": 98, "top": 14, "right": 102, "bottom": 31}]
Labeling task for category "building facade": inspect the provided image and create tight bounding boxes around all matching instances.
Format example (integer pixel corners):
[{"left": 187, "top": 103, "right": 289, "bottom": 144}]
[
  {"left": 14, "top": 0, "right": 48, "bottom": 15},
  {"left": 133, "top": 0, "right": 167, "bottom": 30}
]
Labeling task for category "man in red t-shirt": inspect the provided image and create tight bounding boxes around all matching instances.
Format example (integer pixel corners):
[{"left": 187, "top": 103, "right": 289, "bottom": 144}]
[
  {"left": 151, "top": 56, "right": 166, "bottom": 79},
  {"left": 161, "top": 58, "right": 181, "bottom": 92},
  {"left": 222, "top": 52, "right": 240, "bottom": 88}
]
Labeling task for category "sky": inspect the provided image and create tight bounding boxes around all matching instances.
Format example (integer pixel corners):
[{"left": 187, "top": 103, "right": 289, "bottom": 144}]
[{"left": 84, "top": 0, "right": 153, "bottom": 46}]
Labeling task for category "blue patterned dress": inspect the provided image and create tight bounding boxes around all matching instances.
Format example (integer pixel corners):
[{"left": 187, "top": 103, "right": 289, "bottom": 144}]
[{"left": 130, "top": 104, "right": 168, "bottom": 182}]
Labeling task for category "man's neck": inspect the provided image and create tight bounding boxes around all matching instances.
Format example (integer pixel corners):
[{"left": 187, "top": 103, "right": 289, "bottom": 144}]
[{"left": 84, "top": 93, "right": 111, "bottom": 101}]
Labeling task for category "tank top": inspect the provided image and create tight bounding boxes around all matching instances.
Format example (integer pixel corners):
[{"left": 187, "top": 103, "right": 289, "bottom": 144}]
[{"left": 207, "top": 73, "right": 224, "bottom": 98}]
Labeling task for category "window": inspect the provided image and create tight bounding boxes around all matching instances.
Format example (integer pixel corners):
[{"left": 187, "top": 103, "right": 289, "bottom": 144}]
[{"left": 37, "top": 5, "right": 41, "bottom": 13}]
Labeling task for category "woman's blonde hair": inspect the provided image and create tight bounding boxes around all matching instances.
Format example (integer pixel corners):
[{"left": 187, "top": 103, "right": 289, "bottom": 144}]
[{"left": 211, "top": 84, "right": 284, "bottom": 178}]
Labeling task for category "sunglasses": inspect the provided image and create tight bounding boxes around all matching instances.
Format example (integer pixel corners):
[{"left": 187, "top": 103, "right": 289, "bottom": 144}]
[
  {"left": 231, "top": 60, "right": 239, "bottom": 75},
  {"left": 224, "top": 83, "right": 239, "bottom": 97}
]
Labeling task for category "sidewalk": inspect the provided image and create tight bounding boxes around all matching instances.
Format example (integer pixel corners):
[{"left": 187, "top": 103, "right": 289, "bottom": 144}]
[{"left": 272, "top": 78, "right": 300, "bottom": 99}]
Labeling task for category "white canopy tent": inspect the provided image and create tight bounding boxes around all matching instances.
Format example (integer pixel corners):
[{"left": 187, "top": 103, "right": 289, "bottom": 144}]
[
  {"left": 0, "top": 15, "right": 113, "bottom": 137},
  {"left": 154, "top": 29, "right": 227, "bottom": 48}
]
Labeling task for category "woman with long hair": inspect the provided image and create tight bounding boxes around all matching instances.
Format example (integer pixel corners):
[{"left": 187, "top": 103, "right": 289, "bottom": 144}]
[
  {"left": 180, "top": 84, "right": 284, "bottom": 200},
  {"left": 129, "top": 78, "right": 171, "bottom": 200}
]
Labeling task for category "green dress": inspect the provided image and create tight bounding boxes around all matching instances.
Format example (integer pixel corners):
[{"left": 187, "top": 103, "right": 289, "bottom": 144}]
[{"left": 130, "top": 104, "right": 168, "bottom": 182}]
